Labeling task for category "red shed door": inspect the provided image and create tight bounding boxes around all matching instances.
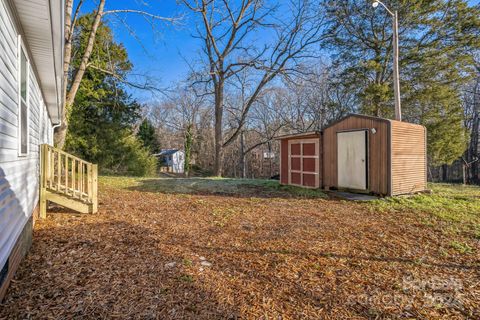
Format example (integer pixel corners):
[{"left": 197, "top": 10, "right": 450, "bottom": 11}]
[{"left": 288, "top": 138, "right": 320, "bottom": 188}]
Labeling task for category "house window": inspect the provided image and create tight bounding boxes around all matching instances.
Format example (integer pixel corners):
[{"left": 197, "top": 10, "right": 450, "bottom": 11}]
[{"left": 18, "top": 39, "right": 29, "bottom": 155}]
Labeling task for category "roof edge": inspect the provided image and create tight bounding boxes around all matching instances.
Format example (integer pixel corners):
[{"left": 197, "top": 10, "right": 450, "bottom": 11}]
[
  {"left": 275, "top": 131, "right": 321, "bottom": 140},
  {"left": 323, "top": 113, "right": 392, "bottom": 131},
  {"left": 8, "top": 0, "right": 64, "bottom": 124}
]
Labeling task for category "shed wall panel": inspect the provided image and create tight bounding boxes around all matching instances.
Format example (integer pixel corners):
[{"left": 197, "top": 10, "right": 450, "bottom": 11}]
[
  {"left": 323, "top": 115, "right": 390, "bottom": 195},
  {"left": 390, "top": 121, "right": 427, "bottom": 195}
]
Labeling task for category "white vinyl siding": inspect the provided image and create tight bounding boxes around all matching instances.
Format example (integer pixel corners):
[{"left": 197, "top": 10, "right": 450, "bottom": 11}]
[
  {"left": 173, "top": 151, "right": 185, "bottom": 174},
  {"left": 18, "top": 42, "right": 29, "bottom": 155},
  {"left": 0, "top": 0, "right": 54, "bottom": 273}
]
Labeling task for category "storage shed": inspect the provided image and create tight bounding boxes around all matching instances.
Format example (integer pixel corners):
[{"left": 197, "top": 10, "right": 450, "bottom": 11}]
[{"left": 277, "top": 114, "right": 427, "bottom": 196}]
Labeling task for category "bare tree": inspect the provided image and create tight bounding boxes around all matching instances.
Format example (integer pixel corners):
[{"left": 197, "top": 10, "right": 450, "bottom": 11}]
[
  {"left": 150, "top": 83, "right": 207, "bottom": 175},
  {"left": 277, "top": 64, "right": 355, "bottom": 133},
  {"left": 238, "top": 87, "right": 288, "bottom": 177},
  {"left": 55, "top": 0, "right": 179, "bottom": 148},
  {"left": 182, "top": 0, "right": 328, "bottom": 176}
]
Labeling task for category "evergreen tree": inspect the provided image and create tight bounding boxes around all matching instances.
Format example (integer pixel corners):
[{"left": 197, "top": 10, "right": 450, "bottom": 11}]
[
  {"left": 324, "top": 0, "right": 479, "bottom": 165},
  {"left": 65, "top": 14, "right": 156, "bottom": 176},
  {"left": 137, "top": 119, "right": 160, "bottom": 153}
]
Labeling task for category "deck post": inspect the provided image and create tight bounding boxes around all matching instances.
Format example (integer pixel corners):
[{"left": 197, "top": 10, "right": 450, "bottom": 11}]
[
  {"left": 56, "top": 151, "right": 60, "bottom": 191},
  {"left": 91, "top": 164, "right": 98, "bottom": 213},
  {"left": 65, "top": 155, "right": 69, "bottom": 195},
  {"left": 72, "top": 160, "right": 76, "bottom": 197},
  {"left": 87, "top": 164, "right": 92, "bottom": 204}
]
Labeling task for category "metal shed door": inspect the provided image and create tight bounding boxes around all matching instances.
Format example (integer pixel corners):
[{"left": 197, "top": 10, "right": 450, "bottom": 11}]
[{"left": 337, "top": 131, "right": 367, "bottom": 190}]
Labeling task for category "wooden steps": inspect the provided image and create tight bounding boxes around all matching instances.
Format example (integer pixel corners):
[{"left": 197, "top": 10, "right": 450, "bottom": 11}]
[
  {"left": 44, "top": 191, "right": 95, "bottom": 214},
  {"left": 40, "top": 144, "right": 98, "bottom": 218}
]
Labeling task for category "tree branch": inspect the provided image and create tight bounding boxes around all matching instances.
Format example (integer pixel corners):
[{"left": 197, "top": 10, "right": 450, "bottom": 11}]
[{"left": 103, "top": 9, "right": 182, "bottom": 23}]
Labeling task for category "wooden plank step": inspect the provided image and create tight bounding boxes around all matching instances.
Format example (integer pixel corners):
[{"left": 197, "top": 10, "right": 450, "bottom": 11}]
[
  {"left": 45, "top": 191, "right": 93, "bottom": 214},
  {"left": 47, "top": 185, "right": 89, "bottom": 202}
]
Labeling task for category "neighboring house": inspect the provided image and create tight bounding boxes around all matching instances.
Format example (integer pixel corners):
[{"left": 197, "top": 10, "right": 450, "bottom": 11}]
[
  {"left": 155, "top": 149, "right": 185, "bottom": 174},
  {"left": 0, "top": 0, "right": 64, "bottom": 300}
]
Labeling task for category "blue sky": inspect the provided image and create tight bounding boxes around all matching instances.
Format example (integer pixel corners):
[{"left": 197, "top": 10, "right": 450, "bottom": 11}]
[
  {"left": 80, "top": 0, "right": 202, "bottom": 101},
  {"left": 79, "top": 0, "right": 480, "bottom": 103},
  {"left": 79, "top": 0, "right": 295, "bottom": 103}
]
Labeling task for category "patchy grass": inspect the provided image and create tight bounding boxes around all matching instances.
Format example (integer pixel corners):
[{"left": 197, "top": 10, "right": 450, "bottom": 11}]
[
  {"left": 450, "top": 241, "right": 475, "bottom": 254},
  {"left": 368, "top": 183, "right": 480, "bottom": 239},
  {"left": 178, "top": 274, "right": 195, "bottom": 283},
  {"left": 99, "top": 176, "right": 327, "bottom": 199}
]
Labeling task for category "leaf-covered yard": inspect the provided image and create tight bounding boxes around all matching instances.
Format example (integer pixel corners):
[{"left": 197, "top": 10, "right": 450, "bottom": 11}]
[{"left": 1, "top": 178, "right": 479, "bottom": 319}]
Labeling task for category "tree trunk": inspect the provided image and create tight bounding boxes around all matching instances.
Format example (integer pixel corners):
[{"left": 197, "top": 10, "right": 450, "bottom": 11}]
[
  {"left": 54, "top": 0, "right": 74, "bottom": 148},
  {"left": 442, "top": 164, "right": 448, "bottom": 182},
  {"left": 55, "top": 0, "right": 106, "bottom": 149},
  {"left": 213, "top": 81, "right": 224, "bottom": 176},
  {"left": 268, "top": 142, "right": 273, "bottom": 178},
  {"left": 240, "top": 130, "right": 246, "bottom": 178},
  {"left": 54, "top": 121, "right": 68, "bottom": 148},
  {"left": 470, "top": 105, "right": 479, "bottom": 183},
  {"left": 184, "top": 124, "right": 193, "bottom": 177}
]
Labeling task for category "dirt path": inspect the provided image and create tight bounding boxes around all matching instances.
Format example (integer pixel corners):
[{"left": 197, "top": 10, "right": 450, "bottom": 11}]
[{"left": 1, "top": 183, "right": 478, "bottom": 319}]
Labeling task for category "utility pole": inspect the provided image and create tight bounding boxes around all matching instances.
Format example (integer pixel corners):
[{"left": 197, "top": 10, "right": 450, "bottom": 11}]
[{"left": 373, "top": 1, "right": 402, "bottom": 121}]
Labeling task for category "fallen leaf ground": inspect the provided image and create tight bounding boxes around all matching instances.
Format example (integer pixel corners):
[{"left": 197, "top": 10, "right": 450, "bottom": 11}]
[{"left": 1, "top": 177, "right": 479, "bottom": 319}]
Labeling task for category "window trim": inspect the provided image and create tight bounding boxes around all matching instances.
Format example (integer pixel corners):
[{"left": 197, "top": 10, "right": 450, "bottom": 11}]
[{"left": 17, "top": 35, "right": 29, "bottom": 157}]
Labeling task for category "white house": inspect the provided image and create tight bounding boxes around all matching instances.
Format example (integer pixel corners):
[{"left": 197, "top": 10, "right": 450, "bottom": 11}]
[
  {"left": 155, "top": 149, "right": 185, "bottom": 174},
  {"left": 0, "top": 0, "right": 64, "bottom": 300}
]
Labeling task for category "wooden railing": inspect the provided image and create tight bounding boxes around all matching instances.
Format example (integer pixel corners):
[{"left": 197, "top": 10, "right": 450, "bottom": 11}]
[{"left": 40, "top": 144, "right": 98, "bottom": 218}]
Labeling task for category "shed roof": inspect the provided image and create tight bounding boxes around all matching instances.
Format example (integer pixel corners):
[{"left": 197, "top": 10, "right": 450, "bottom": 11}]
[
  {"left": 323, "top": 114, "right": 391, "bottom": 130},
  {"left": 154, "top": 149, "right": 180, "bottom": 156},
  {"left": 275, "top": 114, "right": 423, "bottom": 141},
  {"left": 323, "top": 114, "right": 425, "bottom": 130}
]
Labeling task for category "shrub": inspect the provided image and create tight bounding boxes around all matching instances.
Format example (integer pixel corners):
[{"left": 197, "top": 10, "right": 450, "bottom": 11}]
[{"left": 116, "top": 135, "right": 157, "bottom": 176}]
